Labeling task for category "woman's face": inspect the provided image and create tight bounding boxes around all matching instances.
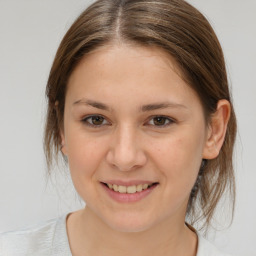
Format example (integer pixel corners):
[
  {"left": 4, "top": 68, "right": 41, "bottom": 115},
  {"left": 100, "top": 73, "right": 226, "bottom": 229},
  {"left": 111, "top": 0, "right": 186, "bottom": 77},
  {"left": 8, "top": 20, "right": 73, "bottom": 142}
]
[{"left": 62, "top": 44, "right": 211, "bottom": 232}]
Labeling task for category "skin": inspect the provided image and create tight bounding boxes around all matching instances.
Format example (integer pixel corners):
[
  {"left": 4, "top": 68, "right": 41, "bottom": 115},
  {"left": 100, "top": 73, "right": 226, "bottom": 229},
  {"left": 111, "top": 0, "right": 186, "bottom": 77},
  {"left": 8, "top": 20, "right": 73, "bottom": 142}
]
[{"left": 61, "top": 44, "right": 230, "bottom": 256}]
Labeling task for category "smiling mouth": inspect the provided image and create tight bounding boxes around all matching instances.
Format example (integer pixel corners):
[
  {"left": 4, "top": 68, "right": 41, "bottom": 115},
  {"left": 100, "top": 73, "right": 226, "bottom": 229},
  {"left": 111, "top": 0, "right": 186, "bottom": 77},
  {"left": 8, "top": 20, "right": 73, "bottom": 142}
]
[{"left": 101, "top": 182, "right": 159, "bottom": 194}]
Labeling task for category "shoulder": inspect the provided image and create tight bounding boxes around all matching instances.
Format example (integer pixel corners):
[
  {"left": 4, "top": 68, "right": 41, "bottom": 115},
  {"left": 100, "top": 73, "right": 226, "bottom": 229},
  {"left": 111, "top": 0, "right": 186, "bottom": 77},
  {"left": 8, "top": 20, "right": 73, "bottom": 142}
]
[
  {"left": 185, "top": 223, "right": 236, "bottom": 256},
  {"left": 197, "top": 233, "right": 233, "bottom": 256},
  {"left": 0, "top": 213, "right": 72, "bottom": 256}
]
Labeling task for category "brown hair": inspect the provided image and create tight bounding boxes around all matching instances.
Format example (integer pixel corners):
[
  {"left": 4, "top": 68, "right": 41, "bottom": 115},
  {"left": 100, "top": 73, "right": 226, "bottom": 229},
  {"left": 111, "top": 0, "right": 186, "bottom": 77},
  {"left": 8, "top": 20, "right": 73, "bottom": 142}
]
[{"left": 44, "top": 0, "right": 237, "bottom": 230}]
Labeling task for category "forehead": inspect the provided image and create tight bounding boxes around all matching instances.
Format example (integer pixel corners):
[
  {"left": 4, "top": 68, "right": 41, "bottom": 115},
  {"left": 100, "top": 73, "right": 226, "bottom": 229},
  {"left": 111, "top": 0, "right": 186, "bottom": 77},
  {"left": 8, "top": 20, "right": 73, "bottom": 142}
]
[
  {"left": 66, "top": 43, "right": 201, "bottom": 109},
  {"left": 68, "top": 43, "right": 183, "bottom": 82}
]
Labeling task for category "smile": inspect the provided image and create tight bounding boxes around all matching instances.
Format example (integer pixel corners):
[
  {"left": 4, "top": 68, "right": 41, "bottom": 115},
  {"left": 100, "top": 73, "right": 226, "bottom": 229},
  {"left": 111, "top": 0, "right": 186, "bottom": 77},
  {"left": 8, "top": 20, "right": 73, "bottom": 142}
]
[
  {"left": 101, "top": 182, "right": 159, "bottom": 203},
  {"left": 105, "top": 183, "right": 157, "bottom": 194}
]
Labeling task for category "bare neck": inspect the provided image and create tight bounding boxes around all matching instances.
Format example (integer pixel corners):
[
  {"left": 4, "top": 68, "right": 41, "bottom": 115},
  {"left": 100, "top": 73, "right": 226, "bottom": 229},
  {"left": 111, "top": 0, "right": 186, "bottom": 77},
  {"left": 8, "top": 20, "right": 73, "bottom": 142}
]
[{"left": 66, "top": 207, "right": 198, "bottom": 256}]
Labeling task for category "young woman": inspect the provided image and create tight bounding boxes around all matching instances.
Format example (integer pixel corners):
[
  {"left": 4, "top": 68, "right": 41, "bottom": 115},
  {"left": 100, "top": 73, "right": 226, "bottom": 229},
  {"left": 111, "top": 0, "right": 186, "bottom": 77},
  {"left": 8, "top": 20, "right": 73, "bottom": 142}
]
[{"left": 1, "top": 0, "right": 237, "bottom": 255}]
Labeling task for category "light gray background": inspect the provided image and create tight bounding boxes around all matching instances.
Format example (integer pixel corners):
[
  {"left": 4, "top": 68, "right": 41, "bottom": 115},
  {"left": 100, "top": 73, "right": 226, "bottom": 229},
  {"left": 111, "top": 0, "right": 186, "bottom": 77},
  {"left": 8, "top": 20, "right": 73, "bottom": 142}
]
[{"left": 0, "top": 0, "right": 255, "bottom": 255}]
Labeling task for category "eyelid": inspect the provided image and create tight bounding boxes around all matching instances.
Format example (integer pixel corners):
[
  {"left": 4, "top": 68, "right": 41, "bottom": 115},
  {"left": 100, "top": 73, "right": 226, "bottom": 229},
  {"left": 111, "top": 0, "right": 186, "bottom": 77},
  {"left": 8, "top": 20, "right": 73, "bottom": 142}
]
[
  {"left": 146, "top": 115, "right": 176, "bottom": 128},
  {"left": 81, "top": 114, "right": 110, "bottom": 128},
  {"left": 81, "top": 114, "right": 175, "bottom": 129}
]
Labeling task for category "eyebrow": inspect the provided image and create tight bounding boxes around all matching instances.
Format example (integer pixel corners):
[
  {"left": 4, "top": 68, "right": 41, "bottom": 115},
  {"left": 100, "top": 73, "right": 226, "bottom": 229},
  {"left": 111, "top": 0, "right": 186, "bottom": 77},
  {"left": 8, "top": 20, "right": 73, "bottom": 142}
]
[
  {"left": 73, "top": 99, "right": 111, "bottom": 111},
  {"left": 141, "top": 102, "right": 187, "bottom": 112},
  {"left": 73, "top": 99, "right": 187, "bottom": 112}
]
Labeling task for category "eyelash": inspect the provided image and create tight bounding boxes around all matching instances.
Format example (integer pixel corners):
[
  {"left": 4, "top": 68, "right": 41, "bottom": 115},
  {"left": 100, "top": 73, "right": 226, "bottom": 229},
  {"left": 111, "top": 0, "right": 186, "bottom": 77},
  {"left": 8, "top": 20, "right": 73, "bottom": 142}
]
[{"left": 81, "top": 115, "right": 175, "bottom": 128}]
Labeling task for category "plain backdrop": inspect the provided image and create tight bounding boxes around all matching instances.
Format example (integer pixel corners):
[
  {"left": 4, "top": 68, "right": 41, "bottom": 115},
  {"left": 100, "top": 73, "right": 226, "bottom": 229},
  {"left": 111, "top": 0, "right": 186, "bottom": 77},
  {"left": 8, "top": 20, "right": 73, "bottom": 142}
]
[{"left": 0, "top": 0, "right": 255, "bottom": 255}]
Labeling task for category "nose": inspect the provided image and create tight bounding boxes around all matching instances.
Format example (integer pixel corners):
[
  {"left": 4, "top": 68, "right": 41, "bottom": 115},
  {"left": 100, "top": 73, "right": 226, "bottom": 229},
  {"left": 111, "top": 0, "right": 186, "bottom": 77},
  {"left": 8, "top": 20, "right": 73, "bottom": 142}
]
[{"left": 106, "top": 125, "right": 147, "bottom": 171}]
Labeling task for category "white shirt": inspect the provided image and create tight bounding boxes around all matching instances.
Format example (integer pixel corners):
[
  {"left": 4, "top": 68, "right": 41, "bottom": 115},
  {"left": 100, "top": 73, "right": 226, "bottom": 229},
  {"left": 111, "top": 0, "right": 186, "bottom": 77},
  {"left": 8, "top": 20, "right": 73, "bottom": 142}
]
[{"left": 0, "top": 213, "right": 233, "bottom": 256}]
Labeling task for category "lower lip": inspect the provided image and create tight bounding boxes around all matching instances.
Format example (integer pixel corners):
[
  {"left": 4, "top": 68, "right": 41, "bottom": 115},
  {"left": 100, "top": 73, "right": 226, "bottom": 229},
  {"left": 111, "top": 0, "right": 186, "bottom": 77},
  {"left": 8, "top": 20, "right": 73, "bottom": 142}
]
[{"left": 100, "top": 182, "right": 159, "bottom": 203}]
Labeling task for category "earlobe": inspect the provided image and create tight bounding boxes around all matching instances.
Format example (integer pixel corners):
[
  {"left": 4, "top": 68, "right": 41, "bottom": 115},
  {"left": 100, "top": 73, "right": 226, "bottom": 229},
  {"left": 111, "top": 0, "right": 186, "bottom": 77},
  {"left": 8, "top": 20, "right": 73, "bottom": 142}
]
[{"left": 203, "top": 99, "right": 231, "bottom": 160}]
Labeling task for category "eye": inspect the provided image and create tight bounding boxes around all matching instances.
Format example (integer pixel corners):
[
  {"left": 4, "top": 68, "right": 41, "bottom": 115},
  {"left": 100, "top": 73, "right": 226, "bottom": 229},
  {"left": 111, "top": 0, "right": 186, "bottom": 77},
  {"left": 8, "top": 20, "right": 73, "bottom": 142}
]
[
  {"left": 82, "top": 115, "right": 109, "bottom": 127},
  {"left": 147, "top": 116, "right": 174, "bottom": 127}
]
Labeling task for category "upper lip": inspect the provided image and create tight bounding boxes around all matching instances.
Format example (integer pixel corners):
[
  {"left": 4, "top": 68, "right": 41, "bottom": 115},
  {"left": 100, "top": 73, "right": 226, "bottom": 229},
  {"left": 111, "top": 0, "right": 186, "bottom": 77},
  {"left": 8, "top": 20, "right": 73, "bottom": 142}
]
[{"left": 101, "top": 180, "right": 159, "bottom": 186}]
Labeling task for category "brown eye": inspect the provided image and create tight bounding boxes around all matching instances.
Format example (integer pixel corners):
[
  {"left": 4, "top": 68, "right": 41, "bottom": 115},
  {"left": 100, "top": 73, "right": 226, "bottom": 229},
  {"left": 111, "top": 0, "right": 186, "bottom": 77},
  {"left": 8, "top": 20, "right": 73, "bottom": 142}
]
[
  {"left": 82, "top": 115, "right": 108, "bottom": 127},
  {"left": 153, "top": 117, "right": 167, "bottom": 126},
  {"left": 91, "top": 116, "right": 104, "bottom": 125},
  {"left": 147, "top": 116, "right": 174, "bottom": 127}
]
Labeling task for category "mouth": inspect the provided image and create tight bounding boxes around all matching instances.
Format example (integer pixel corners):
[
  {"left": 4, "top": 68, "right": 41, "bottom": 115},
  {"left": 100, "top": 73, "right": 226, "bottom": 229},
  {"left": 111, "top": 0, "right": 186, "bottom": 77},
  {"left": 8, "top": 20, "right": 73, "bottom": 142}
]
[
  {"left": 100, "top": 181, "right": 159, "bottom": 203},
  {"left": 101, "top": 182, "right": 159, "bottom": 194}
]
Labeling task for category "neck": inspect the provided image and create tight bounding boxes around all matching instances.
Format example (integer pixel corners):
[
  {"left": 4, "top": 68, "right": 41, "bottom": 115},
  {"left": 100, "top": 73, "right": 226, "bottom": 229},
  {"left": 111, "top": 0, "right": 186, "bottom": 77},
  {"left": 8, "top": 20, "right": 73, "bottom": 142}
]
[{"left": 66, "top": 207, "right": 197, "bottom": 256}]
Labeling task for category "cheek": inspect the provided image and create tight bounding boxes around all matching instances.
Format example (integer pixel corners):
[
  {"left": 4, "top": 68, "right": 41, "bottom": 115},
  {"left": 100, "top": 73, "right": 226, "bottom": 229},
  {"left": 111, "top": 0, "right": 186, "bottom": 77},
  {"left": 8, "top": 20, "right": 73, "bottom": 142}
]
[
  {"left": 65, "top": 132, "right": 107, "bottom": 180},
  {"left": 65, "top": 134, "right": 109, "bottom": 201},
  {"left": 150, "top": 129, "right": 205, "bottom": 191}
]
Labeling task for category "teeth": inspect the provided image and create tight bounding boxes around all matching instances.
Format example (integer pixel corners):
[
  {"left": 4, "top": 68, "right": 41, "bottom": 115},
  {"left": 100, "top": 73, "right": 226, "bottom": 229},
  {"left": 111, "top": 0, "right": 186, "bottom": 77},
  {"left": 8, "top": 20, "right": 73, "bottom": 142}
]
[
  {"left": 136, "top": 184, "right": 143, "bottom": 192},
  {"left": 142, "top": 184, "right": 149, "bottom": 189},
  {"left": 106, "top": 183, "right": 154, "bottom": 193},
  {"left": 118, "top": 185, "right": 127, "bottom": 193},
  {"left": 127, "top": 185, "right": 136, "bottom": 194}
]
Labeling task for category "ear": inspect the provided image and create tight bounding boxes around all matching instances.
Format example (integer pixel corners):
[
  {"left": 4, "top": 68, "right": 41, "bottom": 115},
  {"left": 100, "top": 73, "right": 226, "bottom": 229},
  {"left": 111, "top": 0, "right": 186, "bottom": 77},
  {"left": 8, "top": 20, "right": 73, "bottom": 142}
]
[
  {"left": 203, "top": 99, "right": 231, "bottom": 160},
  {"left": 60, "top": 130, "right": 68, "bottom": 156}
]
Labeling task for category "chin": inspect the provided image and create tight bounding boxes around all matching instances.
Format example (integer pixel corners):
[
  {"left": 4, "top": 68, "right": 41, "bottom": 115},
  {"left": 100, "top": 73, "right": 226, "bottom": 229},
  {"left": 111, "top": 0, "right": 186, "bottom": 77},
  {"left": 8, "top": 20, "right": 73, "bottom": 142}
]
[{"left": 103, "top": 212, "right": 156, "bottom": 233}]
